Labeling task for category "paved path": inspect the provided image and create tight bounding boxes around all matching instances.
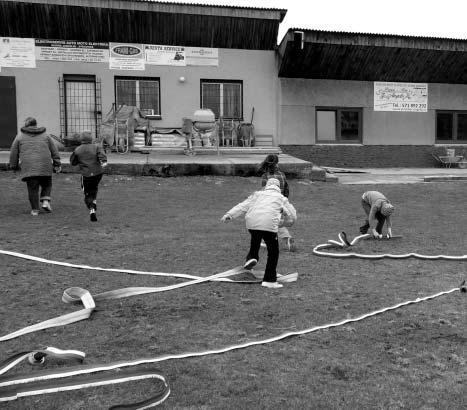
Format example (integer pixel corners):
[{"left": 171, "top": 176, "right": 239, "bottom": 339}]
[{"left": 330, "top": 167, "right": 467, "bottom": 184}]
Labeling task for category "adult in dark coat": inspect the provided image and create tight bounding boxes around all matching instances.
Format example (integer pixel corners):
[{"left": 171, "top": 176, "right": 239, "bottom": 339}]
[{"left": 9, "top": 117, "right": 61, "bottom": 215}]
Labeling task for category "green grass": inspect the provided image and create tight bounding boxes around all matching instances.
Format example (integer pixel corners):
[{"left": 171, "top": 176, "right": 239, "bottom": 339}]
[{"left": 0, "top": 172, "right": 466, "bottom": 409}]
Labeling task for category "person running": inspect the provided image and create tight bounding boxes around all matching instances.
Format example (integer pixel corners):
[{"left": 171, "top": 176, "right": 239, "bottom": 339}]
[
  {"left": 70, "top": 130, "right": 107, "bottom": 222},
  {"left": 9, "top": 117, "right": 61, "bottom": 216},
  {"left": 258, "top": 154, "right": 296, "bottom": 251},
  {"left": 359, "top": 190, "right": 395, "bottom": 238},
  {"left": 221, "top": 178, "right": 297, "bottom": 289}
]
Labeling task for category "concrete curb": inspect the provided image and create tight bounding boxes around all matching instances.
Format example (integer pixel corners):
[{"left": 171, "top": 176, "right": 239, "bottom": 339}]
[{"left": 423, "top": 175, "right": 467, "bottom": 182}]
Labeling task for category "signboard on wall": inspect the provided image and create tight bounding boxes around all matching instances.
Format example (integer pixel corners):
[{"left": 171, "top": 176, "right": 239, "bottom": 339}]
[
  {"left": 145, "top": 45, "right": 186, "bottom": 66},
  {"left": 0, "top": 37, "right": 36, "bottom": 68},
  {"left": 186, "top": 47, "right": 218, "bottom": 66},
  {"left": 35, "top": 39, "right": 109, "bottom": 63},
  {"left": 374, "top": 82, "right": 428, "bottom": 112},
  {"left": 109, "top": 43, "right": 144, "bottom": 70}
]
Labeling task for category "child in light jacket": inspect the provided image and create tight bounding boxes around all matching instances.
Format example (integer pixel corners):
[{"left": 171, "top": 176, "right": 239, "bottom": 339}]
[
  {"left": 70, "top": 131, "right": 107, "bottom": 222},
  {"left": 221, "top": 178, "right": 297, "bottom": 289},
  {"left": 359, "top": 190, "right": 395, "bottom": 238}
]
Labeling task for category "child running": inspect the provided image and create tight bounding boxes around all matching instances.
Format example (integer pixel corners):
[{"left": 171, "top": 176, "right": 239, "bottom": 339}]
[
  {"left": 221, "top": 178, "right": 297, "bottom": 289},
  {"left": 70, "top": 131, "right": 107, "bottom": 222},
  {"left": 359, "top": 190, "right": 395, "bottom": 238},
  {"left": 258, "top": 154, "right": 295, "bottom": 251}
]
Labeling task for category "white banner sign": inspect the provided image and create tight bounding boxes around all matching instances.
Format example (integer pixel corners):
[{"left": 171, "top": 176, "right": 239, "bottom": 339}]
[
  {"left": 109, "top": 43, "right": 144, "bottom": 70},
  {"left": 145, "top": 45, "right": 186, "bottom": 66},
  {"left": 186, "top": 47, "right": 218, "bottom": 66},
  {"left": 374, "top": 82, "right": 428, "bottom": 112},
  {"left": 0, "top": 37, "right": 36, "bottom": 68},
  {"left": 35, "top": 39, "right": 109, "bottom": 63}
]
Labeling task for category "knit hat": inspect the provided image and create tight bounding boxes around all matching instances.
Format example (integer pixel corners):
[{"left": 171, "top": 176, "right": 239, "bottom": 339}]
[
  {"left": 265, "top": 178, "right": 280, "bottom": 188},
  {"left": 80, "top": 130, "right": 93, "bottom": 143},
  {"left": 24, "top": 117, "right": 37, "bottom": 127},
  {"left": 381, "top": 202, "right": 395, "bottom": 216}
]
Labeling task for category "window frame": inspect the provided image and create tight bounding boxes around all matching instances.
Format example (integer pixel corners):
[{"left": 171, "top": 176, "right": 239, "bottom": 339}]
[
  {"left": 435, "top": 110, "right": 467, "bottom": 143},
  {"left": 200, "top": 79, "right": 243, "bottom": 120},
  {"left": 315, "top": 107, "right": 363, "bottom": 144},
  {"left": 114, "top": 76, "right": 161, "bottom": 117}
]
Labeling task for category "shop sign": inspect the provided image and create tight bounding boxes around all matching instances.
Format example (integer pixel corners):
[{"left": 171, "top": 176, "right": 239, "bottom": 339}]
[
  {"left": 35, "top": 39, "right": 109, "bottom": 63},
  {"left": 374, "top": 82, "right": 428, "bottom": 112},
  {"left": 109, "top": 43, "right": 144, "bottom": 70},
  {"left": 145, "top": 45, "right": 186, "bottom": 66},
  {"left": 0, "top": 37, "right": 36, "bottom": 68},
  {"left": 186, "top": 47, "right": 218, "bottom": 66}
]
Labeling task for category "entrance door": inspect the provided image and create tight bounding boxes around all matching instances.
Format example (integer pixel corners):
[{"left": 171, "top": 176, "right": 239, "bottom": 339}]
[
  {"left": 0, "top": 76, "right": 17, "bottom": 148},
  {"left": 62, "top": 75, "right": 101, "bottom": 138}
]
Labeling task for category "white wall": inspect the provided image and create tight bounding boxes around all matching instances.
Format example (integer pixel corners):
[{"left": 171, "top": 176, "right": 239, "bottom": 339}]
[{"left": 0, "top": 48, "right": 277, "bottom": 143}]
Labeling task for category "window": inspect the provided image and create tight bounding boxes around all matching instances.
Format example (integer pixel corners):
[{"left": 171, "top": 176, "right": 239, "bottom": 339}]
[
  {"left": 316, "top": 108, "right": 362, "bottom": 143},
  {"left": 115, "top": 77, "right": 160, "bottom": 116},
  {"left": 201, "top": 80, "right": 242, "bottom": 119},
  {"left": 436, "top": 111, "right": 467, "bottom": 142}
]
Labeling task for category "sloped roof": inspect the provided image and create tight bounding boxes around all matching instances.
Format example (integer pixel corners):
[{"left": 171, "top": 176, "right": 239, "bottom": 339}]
[
  {"left": 0, "top": 0, "right": 286, "bottom": 49},
  {"left": 278, "top": 29, "right": 467, "bottom": 83}
]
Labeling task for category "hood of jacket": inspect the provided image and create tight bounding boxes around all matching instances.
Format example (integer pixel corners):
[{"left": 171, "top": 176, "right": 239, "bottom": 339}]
[{"left": 20, "top": 125, "right": 46, "bottom": 135}]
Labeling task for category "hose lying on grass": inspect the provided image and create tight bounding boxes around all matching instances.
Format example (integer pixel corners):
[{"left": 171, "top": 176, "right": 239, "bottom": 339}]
[
  {"left": 313, "top": 232, "right": 467, "bottom": 260},
  {"left": 1, "top": 283, "right": 464, "bottom": 407}
]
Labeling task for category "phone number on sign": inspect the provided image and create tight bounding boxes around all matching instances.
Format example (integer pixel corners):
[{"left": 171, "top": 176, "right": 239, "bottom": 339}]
[{"left": 393, "top": 103, "right": 427, "bottom": 109}]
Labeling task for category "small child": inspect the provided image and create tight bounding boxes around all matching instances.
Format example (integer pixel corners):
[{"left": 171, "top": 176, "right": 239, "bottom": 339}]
[
  {"left": 359, "top": 191, "right": 395, "bottom": 238},
  {"left": 258, "top": 154, "right": 295, "bottom": 251},
  {"left": 221, "top": 178, "right": 297, "bottom": 289},
  {"left": 70, "top": 131, "right": 107, "bottom": 222}
]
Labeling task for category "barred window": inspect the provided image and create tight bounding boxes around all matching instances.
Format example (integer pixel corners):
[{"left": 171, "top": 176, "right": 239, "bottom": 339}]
[
  {"left": 115, "top": 77, "right": 160, "bottom": 116},
  {"left": 201, "top": 80, "right": 242, "bottom": 119}
]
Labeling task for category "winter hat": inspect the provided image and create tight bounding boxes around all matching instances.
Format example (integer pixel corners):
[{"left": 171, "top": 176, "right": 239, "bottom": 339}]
[
  {"left": 264, "top": 154, "right": 279, "bottom": 165},
  {"left": 265, "top": 178, "right": 280, "bottom": 188},
  {"left": 381, "top": 202, "right": 395, "bottom": 216},
  {"left": 80, "top": 130, "right": 93, "bottom": 143},
  {"left": 24, "top": 117, "right": 37, "bottom": 127}
]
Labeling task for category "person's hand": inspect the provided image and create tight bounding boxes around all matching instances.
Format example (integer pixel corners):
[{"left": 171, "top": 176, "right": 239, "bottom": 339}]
[
  {"left": 101, "top": 162, "right": 108, "bottom": 168},
  {"left": 221, "top": 214, "right": 232, "bottom": 223},
  {"left": 386, "top": 228, "right": 393, "bottom": 239},
  {"left": 372, "top": 229, "right": 382, "bottom": 239},
  {"left": 53, "top": 166, "right": 61, "bottom": 173}
]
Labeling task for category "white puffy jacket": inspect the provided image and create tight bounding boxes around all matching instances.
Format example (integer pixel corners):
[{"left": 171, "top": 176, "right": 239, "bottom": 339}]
[{"left": 226, "top": 185, "right": 297, "bottom": 233}]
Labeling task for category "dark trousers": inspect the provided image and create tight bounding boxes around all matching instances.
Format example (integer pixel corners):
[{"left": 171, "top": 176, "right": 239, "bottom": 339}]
[
  {"left": 247, "top": 230, "right": 279, "bottom": 283},
  {"left": 24, "top": 176, "right": 52, "bottom": 210},
  {"left": 81, "top": 174, "right": 102, "bottom": 209}
]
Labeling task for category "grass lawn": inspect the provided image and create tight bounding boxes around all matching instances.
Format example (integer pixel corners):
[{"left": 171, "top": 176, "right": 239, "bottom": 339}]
[{"left": 0, "top": 172, "right": 466, "bottom": 410}]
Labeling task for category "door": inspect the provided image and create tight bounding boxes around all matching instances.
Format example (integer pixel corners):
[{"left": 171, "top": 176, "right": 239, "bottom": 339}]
[
  {"left": 0, "top": 76, "right": 17, "bottom": 148},
  {"left": 62, "top": 75, "right": 101, "bottom": 138}
]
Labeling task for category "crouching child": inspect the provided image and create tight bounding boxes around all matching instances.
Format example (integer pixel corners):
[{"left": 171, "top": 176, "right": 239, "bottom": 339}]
[
  {"left": 221, "top": 178, "right": 297, "bottom": 289},
  {"left": 70, "top": 131, "right": 107, "bottom": 222},
  {"left": 360, "top": 190, "right": 395, "bottom": 238}
]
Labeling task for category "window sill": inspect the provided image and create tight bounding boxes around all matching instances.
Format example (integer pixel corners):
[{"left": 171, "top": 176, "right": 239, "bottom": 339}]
[
  {"left": 316, "top": 142, "right": 363, "bottom": 146},
  {"left": 435, "top": 142, "right": 467, "bottom": 145},
  {"left": 145, "top": 115, "right": 162, "bottom": 120}
]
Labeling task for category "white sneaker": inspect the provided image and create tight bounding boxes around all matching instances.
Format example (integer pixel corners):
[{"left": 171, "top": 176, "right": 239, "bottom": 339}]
[
  {"left": 31, "top": 210, "right": 39, "bottom": 216},
  {"left": 41, "top": 200, "right": 52, "bottom": 212},
  {"left": 261, "top": 281, "right": 283, "bottom": 289},
  {"left": 260, "top": 240, "right": 267, "bottom": 248},
  {"left": 243, "top": 258, "right": 258, "bottom": 270}
]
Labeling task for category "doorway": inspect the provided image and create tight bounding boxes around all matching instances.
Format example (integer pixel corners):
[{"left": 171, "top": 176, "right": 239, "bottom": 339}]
[{"left": 0, "top": 76, "right": 17, "bottom": 148}]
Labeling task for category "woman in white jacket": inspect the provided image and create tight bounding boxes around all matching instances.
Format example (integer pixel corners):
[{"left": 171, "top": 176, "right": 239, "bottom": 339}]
[{"left": 221, "top": 178, "right": 297, "bottom": 289}]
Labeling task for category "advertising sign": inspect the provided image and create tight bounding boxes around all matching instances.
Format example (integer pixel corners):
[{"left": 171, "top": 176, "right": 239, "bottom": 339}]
[
  {"left": 145, "top": 45, "right": 186, "bottom": 66},
  {"left": 186, "top": 47, "right": 218, "bottom": 66},
  {"left": 374, "top": 82, "right": 428, "bottom": 112},
  {"left": 109, "top": 43, "right": 144, "bottom": 70},
  {"left": 36, "top": 39, "right": 109, "bottom": 63},
  {"left": 0, "top": 37, "right": 36, "bottom": 68}
]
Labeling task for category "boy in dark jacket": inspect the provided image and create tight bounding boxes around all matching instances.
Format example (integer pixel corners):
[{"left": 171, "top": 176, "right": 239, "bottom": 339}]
[{"left": 70, "top": 131, "right": 107, "bottom": 221}]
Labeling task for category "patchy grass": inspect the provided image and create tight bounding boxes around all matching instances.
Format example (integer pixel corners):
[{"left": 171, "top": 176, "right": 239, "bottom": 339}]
[{"left": 0, "top": 172, "right": 466, "bottom": 410}]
